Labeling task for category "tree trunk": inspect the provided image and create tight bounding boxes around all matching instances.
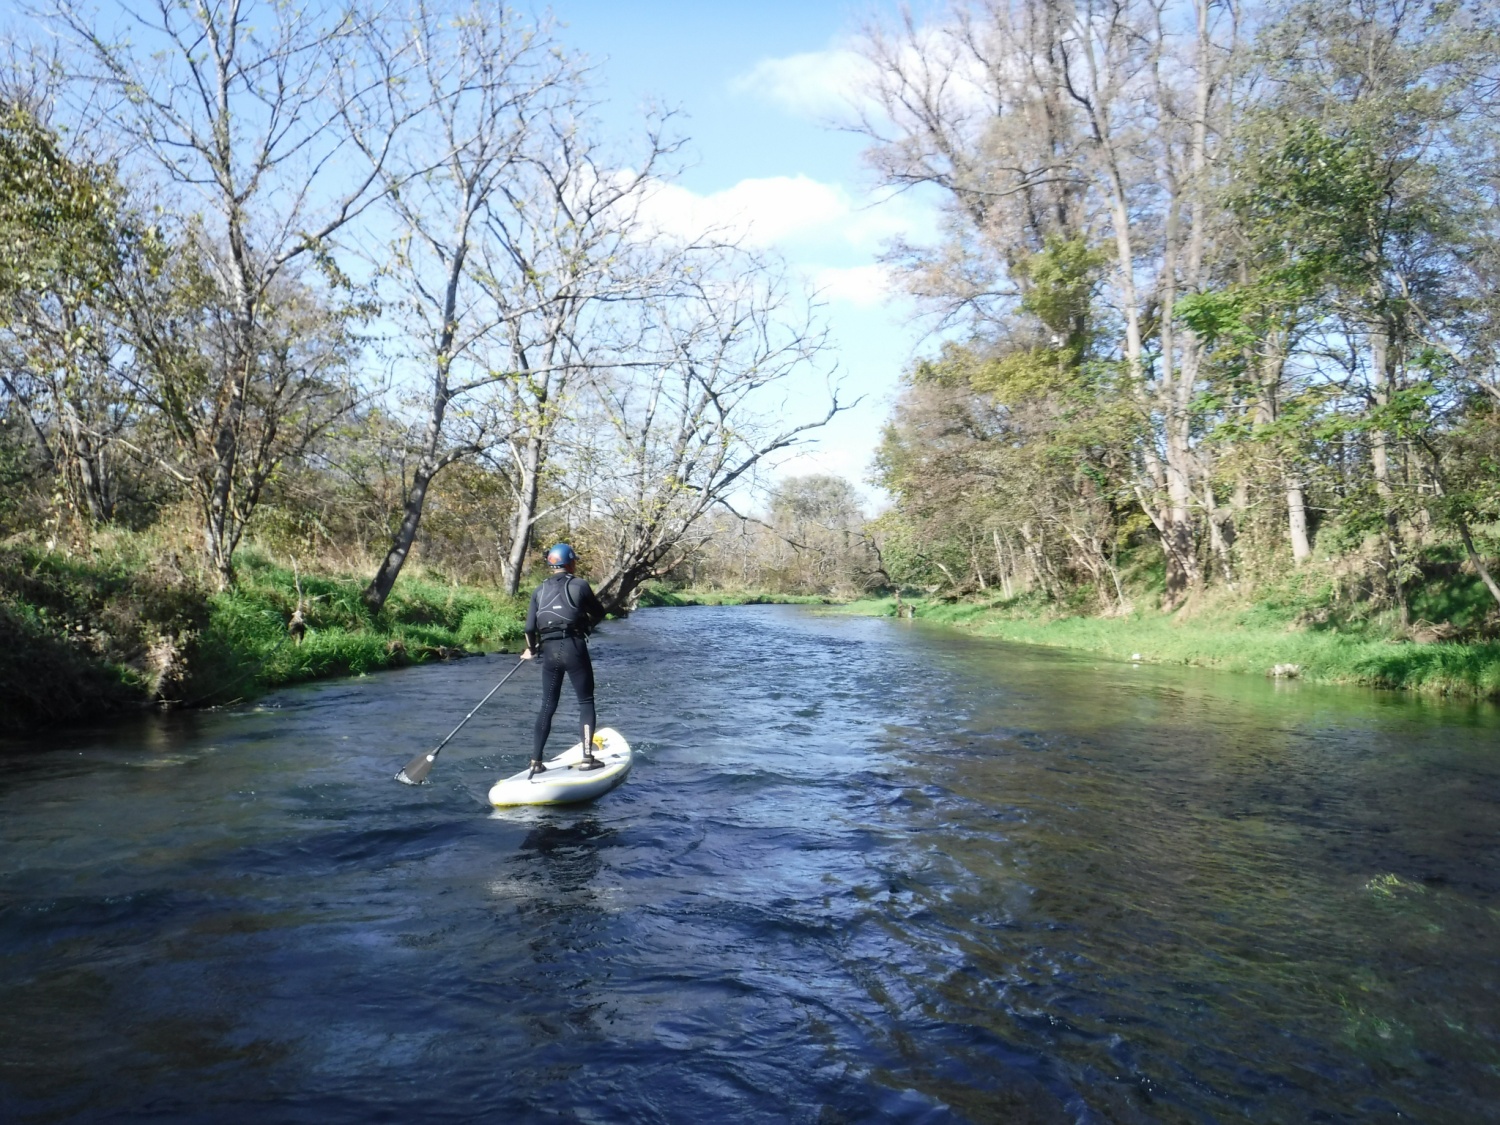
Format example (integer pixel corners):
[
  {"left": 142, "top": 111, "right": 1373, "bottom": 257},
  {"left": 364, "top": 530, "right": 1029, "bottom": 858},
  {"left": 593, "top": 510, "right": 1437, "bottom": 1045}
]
[
  {"left": 205, "top": 229, "right": 258, "bottom": 590},
  {"left": 992, "top": 529, "right": 1015, "bottom": 599},
  {"left": 1457, "top": 515, "right": 1500, "bottom": 609},
  {"left": 1286, "top": 477, "right": 1312, "bottom": 562},
  {"left": 365, "top": 386, "right": 450, "bottom": 613},
  {"left": 1204, "top": 480, "right": 1234, "bottom": 585},
  {"left": 59, "top": 397, "right": 111, "bottom": 524},
  {"left": 1154, "top": 0, "right": 1216, "bottom": 606},
  {"left": 501, "top": 430, "right": 545, "bottom": 596},
  {"left": 1370, "top": 314, "right": 1407, "bottom": 624},
  {"left": 364, "top": 460, "right": 437, "bottom": 613}
]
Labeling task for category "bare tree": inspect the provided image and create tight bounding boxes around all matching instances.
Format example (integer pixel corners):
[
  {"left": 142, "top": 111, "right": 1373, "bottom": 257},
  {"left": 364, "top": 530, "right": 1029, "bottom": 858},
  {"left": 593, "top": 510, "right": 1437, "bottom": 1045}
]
[
  {"left": 855, "top": 0, "right": 1238, "bottom": 605},
  {"left": 51, "top": 0, "right": 416, "bottom": 585},
  {"left": 355, "top": 2, "right": 690, "bottom": 609},
  {"left": 120, "top": 245, "right": 364, "bottom": 557},
  {"left": 579, "top": 254, "right": 842, "bottom": 613},
  {"left": 476, "top": 107, "right": 687, "bottom": 597},
  {"left": 353, "top": 3, "right": 576, "bottom": 611},
  {"left": 857, "top": 0, "right": 1088, "bottom": 331}
]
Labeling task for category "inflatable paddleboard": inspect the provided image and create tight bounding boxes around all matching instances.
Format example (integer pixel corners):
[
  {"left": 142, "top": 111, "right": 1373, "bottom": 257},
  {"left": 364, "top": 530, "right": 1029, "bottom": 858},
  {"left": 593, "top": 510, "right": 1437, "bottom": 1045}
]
[{"left": 488, "top": 727, "right": 632, "bottom": 807}]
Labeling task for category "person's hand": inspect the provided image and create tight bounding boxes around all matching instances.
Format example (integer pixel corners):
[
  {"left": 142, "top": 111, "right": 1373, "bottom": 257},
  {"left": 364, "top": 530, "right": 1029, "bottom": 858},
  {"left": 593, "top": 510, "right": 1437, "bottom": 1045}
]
[{"left": 520, "top": 648, "right": 533, "bottom": 661}]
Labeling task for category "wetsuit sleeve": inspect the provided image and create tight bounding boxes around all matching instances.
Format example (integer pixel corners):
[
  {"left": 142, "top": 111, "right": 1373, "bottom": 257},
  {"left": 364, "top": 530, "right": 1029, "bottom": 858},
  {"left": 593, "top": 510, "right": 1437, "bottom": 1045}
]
[
  {"left": 524, "top": 585, "right": 540, "bottom": 650},
  {"left": 576, "top": 579, "right": 608, "bottom": 632}
]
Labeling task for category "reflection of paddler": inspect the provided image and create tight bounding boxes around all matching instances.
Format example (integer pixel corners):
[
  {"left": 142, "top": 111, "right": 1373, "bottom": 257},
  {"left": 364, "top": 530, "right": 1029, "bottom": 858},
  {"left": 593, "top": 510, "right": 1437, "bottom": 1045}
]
[
  {"left": 521, "top": 543, "right": 608, "bottom": 775},
  {"left": 520, "top": 819, "right": 610, "bottom": 894}
]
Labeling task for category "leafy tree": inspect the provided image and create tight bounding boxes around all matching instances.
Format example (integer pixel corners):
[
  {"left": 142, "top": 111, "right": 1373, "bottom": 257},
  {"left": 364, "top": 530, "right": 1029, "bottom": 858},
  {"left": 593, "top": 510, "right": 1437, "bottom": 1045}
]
[{"left": 0, "top": 99, "right": 142, "bottom": 527}]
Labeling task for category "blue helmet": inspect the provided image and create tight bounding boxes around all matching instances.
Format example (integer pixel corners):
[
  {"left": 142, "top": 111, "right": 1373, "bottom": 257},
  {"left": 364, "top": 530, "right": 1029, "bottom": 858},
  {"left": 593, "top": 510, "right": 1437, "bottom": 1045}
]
[{"left": 545, "top": 543, "right": 577, "bottom": 568}]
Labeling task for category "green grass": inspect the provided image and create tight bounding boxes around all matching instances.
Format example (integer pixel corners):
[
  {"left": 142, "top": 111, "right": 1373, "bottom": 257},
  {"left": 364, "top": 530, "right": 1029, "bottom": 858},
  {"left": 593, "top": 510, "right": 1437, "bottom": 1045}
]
[
  {"left": 0, "top": 536, "right": 528, "bottom": 729},
  {"left": 0, "top": 535, "right": 211, "bottom": 729},
  {"left": 192, "top": 550, "right": 527, "bottom": 703},
  {"left": 840, "top": 594, "right": 1500, "bottom": 699}
]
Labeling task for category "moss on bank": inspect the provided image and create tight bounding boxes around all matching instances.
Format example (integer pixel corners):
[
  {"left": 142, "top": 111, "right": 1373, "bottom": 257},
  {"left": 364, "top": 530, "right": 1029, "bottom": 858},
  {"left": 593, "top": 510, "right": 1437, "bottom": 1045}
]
[
  {"left": 839, "top": 594, "right": 1500, "bottom": 699},
  {"left": 0, "top": 539, "right": 527, "bottom": 733}
]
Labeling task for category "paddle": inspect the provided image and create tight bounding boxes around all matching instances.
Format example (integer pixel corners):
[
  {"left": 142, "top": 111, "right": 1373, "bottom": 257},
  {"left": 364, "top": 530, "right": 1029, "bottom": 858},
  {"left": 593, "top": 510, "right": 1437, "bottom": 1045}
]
[{"left": 395, "top": 657, "right": 528, "bottom": 785}]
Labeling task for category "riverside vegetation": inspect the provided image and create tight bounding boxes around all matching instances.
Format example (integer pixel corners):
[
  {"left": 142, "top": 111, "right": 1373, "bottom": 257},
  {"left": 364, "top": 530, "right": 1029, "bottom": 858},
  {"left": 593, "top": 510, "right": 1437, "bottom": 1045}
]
[
  {"left": 667, "top": 479, "right": 1500, "bottom": 697},
  {"left": 840, "top": 590, "right": 1500, "bottom": 698},
  {"left": 0, "top": 528, "right": 527, "bottom": 733},
  {"left": 6, "top": 0, "right": 1500, "bottom": 729},
  {"left": 668, "top": 0, "right": 1500, "bottom": 701},
  {"left": 1, "top": 2, "right": 842, "bottom": 731}
]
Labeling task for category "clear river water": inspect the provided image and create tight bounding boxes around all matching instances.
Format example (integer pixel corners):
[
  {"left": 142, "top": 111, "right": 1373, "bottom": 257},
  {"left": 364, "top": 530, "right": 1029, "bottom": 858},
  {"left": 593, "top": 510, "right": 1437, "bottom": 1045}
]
[{"left": 2, "top": 605, "right": 1499, "bottom": 1123}]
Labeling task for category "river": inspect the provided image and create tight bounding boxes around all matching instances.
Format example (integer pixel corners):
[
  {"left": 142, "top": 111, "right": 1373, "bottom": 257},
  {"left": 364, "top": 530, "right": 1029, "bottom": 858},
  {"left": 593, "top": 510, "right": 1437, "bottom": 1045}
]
[{"left": 2, "top": 605, "right": 1498, "bottom": 1123}]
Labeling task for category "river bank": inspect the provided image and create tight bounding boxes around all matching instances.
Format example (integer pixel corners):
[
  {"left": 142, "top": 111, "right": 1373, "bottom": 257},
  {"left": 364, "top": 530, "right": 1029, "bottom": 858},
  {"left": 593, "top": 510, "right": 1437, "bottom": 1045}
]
[
  {"left": 0, "top": 549, "right": 831, "bottom": 735},
  {"left": 838, "top": 593, "right": 1500, "bottom": 699},
  {"left": 0, "top": 538, "right": 526, "bottom": 732}
]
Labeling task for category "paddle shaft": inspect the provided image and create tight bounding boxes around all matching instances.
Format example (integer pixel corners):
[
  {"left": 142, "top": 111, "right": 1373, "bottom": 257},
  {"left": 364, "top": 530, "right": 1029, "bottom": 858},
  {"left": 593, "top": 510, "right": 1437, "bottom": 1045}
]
[{"left": 395, "top": 657, "right": 527, "bottom": 784}]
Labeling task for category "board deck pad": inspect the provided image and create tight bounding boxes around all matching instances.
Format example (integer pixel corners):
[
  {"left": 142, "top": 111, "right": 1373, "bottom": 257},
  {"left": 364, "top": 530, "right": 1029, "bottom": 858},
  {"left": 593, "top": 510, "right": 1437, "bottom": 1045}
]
[{"left": 488, "top": 727, "right": 632, "bottom": 807}]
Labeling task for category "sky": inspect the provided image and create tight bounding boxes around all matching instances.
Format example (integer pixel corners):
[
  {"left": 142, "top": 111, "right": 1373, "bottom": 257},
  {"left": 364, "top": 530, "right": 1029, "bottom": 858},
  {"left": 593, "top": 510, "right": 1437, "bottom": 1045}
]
[{"left": 539, "top": 0, "right": 947, "bottom": 502}]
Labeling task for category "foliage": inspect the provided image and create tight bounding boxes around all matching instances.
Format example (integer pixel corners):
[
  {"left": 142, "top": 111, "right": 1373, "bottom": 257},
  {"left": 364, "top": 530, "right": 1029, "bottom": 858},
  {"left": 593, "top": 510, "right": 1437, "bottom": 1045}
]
[
  {"left": 644, "top": 472, "right": 880, "bottom": 599},
  {"left": 0, "top": 99, "right": 147, "bottom": 527},
  {"left": 635, "top": 584, "right": 834, "bottom": 607},
  {"left": 0, "top": 531, "right": 527, "bottom": 729},
  {"left": 852, "top": 0, "right": 1500, "bottom": 636},
  {"left": 194, "top": 551, "right": 526, "bottom": 700},
  {"left": 6, "top": 0, "right": 1500, "bottom": 724}
]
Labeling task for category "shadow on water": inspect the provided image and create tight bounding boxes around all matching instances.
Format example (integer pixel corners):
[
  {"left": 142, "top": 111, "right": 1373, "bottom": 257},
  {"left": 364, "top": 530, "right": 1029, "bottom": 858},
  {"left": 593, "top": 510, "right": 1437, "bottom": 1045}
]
[
  {"left": 517, "top": 817, "right": 611, "bottom": 886},
  {"left": 1, "top": 606, "right": 1498, "bottom": 1123}
]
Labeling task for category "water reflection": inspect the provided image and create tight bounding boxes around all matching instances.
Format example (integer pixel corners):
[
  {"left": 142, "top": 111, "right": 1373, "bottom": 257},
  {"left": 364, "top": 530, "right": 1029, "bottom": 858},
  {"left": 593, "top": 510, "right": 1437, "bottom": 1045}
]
[{"left": 519, "top": 816, "right": 609, "bottom": 875}]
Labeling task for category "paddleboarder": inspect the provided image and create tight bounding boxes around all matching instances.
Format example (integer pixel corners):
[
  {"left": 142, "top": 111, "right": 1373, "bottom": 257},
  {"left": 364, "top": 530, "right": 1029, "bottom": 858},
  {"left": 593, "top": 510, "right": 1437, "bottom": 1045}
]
[{"left": 521, "top": 543, "right": 608, "bottom": 773}]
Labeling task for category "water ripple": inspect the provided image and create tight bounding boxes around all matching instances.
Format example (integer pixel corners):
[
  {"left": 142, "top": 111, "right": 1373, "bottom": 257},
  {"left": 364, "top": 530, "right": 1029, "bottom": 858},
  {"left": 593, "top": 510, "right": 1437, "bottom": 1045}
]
[{"left": 1, "top": 606, "right": 1498, "bottom": 1122}]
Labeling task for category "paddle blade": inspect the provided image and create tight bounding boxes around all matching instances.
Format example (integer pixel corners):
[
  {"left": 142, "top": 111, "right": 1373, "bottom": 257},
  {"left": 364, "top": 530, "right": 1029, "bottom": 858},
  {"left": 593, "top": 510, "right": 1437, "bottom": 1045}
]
[{"left": 395, "top": 751, "right": 436, "bottom": 785}]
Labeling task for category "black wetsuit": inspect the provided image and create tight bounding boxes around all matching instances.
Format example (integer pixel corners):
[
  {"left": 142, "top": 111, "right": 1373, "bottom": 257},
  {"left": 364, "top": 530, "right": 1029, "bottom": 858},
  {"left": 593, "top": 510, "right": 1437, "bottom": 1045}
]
[{"left": 524, "top": 572, "right": 607, "bottom": 761}]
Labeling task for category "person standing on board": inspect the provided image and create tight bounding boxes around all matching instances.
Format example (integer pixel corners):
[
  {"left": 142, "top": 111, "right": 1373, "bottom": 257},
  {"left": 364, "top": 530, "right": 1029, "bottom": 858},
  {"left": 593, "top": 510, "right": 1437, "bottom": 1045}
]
[{"left": 521, "top": 543, "right": 608, "bottom": 774}]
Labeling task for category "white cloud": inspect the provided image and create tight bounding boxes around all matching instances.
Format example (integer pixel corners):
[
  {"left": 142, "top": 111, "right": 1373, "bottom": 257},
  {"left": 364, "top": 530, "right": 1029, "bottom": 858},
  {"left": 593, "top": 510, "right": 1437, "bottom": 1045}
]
[
  {"left": 730, "top": 47, "right": 874, "bottom": 121},
  {"left": 638, "top": 174, "right": 848, "bottom": 248},
  {"left": 734, "top": 25, "right": 997, "bottom": 128},
  {"left": 810, "top": 264, "right": 892, "bottom": 307},
  {"left": 638, "top": 173, "right": 937, "bottom": 257}
]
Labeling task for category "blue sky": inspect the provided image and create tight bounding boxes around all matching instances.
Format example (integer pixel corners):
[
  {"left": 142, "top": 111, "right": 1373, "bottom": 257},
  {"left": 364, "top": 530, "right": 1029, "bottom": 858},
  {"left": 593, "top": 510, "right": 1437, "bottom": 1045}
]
[{"left": 543, "top": 0, "right": 946, "bottom": 502}]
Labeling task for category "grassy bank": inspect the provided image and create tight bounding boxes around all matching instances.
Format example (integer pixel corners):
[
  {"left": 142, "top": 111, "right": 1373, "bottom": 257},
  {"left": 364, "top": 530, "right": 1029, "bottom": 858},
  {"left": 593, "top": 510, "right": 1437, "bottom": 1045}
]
[
  {"left": 199, "top": 553, "right": 526, "bottom": 698},
  {"left": 840, "top": 594, "right": 1500, "bottom": 699},
  {"left": 0, "top": 536, "right": 527, "bottom": 733}
]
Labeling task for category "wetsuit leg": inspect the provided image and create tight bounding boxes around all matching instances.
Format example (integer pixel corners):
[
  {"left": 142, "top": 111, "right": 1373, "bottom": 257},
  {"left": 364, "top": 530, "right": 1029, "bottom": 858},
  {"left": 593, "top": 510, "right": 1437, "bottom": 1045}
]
[
  {"left": 532, "top": 644, "right": 567, "bottom": 759},
  {"left": 532, "top": 637, "right": 596, "bottom": 759},
  {"left": 562, "top": 636, "right": 597, "bottom": 745}
]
